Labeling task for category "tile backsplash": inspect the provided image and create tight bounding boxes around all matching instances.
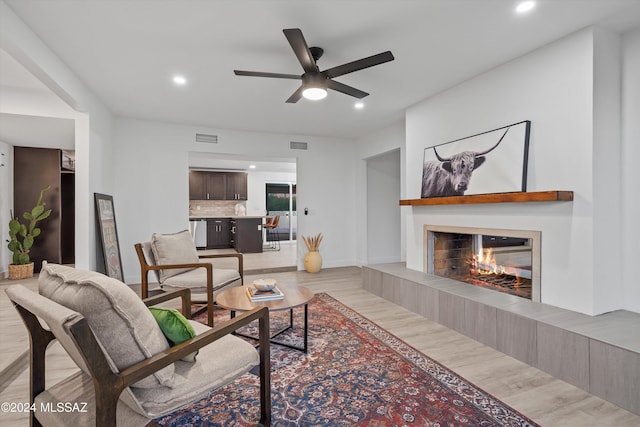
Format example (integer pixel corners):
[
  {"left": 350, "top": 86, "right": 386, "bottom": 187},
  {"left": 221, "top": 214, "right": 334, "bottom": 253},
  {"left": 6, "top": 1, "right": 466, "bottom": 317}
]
[{"left": 189, "top": 200, "right": 246, "bottom": 217}]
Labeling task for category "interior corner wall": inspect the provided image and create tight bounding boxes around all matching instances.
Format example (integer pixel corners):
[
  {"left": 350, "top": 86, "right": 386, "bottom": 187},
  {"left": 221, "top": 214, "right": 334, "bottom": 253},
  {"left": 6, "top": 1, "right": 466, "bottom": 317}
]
[
  {"left": 114, "top": 117, "right": 357, "bottom": 283},
  {"left": 366, "top": 149, "right": 401, "bottom": 264},
  {"left": 0, "top": 141, "right": 12, "bottom": 275},
  {"left": 354, "top": 121, "right": 406, "bottom": 266},
  {"left": 621, "top": 26, "right": 640, "bottom": 313},
  {"left": 592, "top": 28, "right": 622, "bottom": 314},
  {"left": 405, "top": 28, "right": 606, "bottom": 315},
  {"left": 1, "top": 2, "right": 115, "bottom": 271}
]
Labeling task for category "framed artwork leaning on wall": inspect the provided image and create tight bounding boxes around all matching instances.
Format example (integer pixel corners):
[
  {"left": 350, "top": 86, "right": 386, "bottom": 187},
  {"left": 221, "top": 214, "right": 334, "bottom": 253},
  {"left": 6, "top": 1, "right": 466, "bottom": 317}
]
[{"left": 94, "top": 193, "right": 124, "bottom": 281}]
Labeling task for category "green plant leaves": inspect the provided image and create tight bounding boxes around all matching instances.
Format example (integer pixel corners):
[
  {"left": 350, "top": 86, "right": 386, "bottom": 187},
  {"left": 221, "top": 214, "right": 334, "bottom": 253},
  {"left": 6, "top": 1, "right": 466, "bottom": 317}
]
[
  {"left": 37, "top": 209, "right": 51, "bottom": 221},
  {"left": 32, "top": 205, "right": 45, "bottom": 218},
  {"left": 23, "top": 236, "right": 34, "bottom": 251},
  {"left": 6, "top": 185, "right": 52, "bottom": 265},
  {"left": 8, "top": 219, "right": 20, "bottom": 234}
]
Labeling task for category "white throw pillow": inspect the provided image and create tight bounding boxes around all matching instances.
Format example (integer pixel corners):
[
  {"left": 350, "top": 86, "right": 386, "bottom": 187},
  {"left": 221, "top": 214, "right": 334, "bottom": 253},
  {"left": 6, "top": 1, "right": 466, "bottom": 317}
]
[{"left": 151, "top": 230, "right": 200, "bottom": 283}]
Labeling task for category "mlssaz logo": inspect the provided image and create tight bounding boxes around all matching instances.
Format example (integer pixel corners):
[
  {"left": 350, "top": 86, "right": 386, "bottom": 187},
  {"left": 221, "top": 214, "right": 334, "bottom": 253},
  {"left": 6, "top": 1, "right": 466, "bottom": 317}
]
[{"left": 39, "top": 402, "right": 89, "bottom": 413}]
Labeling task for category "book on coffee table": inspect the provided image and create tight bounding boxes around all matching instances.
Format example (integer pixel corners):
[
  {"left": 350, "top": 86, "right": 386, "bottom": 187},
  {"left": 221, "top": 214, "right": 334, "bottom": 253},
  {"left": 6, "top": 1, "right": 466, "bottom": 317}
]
[{"left": 246, "top": 285, "right": 285, "bottom": 302}]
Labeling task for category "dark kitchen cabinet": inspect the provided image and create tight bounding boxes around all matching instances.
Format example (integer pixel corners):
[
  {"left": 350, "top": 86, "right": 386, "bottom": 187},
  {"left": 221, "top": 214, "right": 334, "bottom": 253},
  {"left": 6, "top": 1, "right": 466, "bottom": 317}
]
[
  {"left": 226, "top": 172, "right": 248, "bottom": 200},
  {"left": 206, "top": 173, "right": 226, "bottom": 200},
  {"left": 188, "top": 172, "right": 206, "bottom": 200},
  {"left": 207, "top": 218, "right": 231, "bottom": 249},
  {"left": 231, "top": 218, "right": 262, "bottom": 253},
  {"left": 189, "top": 171, "right": 248, "bottom": 200}
]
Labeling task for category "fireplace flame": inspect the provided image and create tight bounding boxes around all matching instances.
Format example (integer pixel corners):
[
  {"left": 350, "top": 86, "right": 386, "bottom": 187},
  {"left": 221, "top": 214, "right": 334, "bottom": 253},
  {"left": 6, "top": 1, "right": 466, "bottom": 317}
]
[
  {"left": 470, "top": 248, "right": 521, "bottom": 288},
  {"left": 471, "top": 248, "right": 498, "bottom": 274}
]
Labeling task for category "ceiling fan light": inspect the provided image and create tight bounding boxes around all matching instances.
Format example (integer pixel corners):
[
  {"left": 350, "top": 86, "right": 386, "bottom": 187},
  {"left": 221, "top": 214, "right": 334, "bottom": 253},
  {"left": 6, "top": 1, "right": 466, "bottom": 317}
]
[
  {"left": 515, "top": 1, "right": 535, "bottom": 14},
  {"left": 172, "top": 75, "right": 187, "bottom": 86},
  {"left": 302, "top": 87, "right": 328, "bottom": 100}
]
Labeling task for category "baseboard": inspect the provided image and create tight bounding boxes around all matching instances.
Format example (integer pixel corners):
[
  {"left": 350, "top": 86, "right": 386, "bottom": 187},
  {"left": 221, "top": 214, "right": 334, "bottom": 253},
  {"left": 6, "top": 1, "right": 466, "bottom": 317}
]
[{"left": 245, "top": 266, "right": 297, "bottom": 275}]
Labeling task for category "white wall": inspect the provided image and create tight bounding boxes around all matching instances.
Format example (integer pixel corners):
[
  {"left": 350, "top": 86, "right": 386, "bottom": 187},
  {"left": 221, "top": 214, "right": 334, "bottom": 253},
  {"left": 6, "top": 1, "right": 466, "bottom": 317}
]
[
  {"left": 366, "top": 149, "right": 401, "bottom": 264},
  {"left": 114, "top": 117, "right": 357, "bottom": 282},
  {"left": 591, "top": 28, "right": 623, "bottom": 313},
  {"left": 621, "top": 27, "right": 640, "bottom": 313},
  {"left": 404, "top": 27, "right": 629, "bottom": 315},
  {"left": 354, "top": 121, "right": 406, "bottom": 266},
  {"left": 0, "top": 141, "right": 12, "bottom": 274}
]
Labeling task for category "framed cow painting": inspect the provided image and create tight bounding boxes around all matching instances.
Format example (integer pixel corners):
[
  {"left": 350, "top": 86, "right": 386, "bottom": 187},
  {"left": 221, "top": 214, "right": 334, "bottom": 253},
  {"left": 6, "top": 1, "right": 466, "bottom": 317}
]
[{"left": 421, "top": 120, "right": 531, "bottom": 198}]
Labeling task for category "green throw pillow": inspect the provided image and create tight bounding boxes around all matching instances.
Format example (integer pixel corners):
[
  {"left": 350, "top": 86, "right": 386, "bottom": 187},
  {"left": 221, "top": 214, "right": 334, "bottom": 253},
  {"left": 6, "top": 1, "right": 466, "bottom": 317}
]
[{"left": 149, "top": 307, "right": 198, "bottom": 362}]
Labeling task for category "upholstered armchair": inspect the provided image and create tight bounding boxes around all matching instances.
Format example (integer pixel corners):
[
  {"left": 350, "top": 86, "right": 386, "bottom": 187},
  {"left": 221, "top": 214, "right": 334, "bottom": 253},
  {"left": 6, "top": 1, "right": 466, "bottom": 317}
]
[
  {"left": 6, "top": 263, "right": 270, "bottom": 427},
  {"left": 135, "top": 229, "right": 244, "bottom": 326}
]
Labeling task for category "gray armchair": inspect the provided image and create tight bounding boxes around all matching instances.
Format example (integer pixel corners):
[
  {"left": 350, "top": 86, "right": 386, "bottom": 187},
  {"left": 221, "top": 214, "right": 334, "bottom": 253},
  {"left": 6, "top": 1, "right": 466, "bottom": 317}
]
[
  {"left": 6, "top": 263, "right": 270, "bottom": 427},
  {"left": 135, "top": 229, "right": 244, "bottom": 326}
]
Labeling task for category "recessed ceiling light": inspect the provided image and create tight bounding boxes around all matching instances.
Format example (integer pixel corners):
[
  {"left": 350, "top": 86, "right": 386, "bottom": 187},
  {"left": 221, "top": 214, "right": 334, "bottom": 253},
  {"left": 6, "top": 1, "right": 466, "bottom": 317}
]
[
  {"left": 173, "top": 75, "right": 187, "bottom": 86},
  {"left": 354, "top": 102, "right": 365, "bottom": 109},
  {"left": 515, "top": 1, "right": 536, "bottom": 14},
  {"left": 249, "top": 164, "right": 256, "bottom": 169}
]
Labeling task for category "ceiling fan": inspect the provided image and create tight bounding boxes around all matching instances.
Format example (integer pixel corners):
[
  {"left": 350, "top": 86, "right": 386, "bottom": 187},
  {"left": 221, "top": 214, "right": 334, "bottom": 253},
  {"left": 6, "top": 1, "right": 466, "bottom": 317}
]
[{"left": 234, "top": 28, "right": 394, "bottom": 103}]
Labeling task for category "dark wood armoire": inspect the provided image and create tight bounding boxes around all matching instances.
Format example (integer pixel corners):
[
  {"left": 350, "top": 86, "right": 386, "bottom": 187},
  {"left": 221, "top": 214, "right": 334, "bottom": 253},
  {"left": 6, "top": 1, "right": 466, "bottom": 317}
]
[{"left": 13, "top": 146, "right": 75, "bottom": 272}]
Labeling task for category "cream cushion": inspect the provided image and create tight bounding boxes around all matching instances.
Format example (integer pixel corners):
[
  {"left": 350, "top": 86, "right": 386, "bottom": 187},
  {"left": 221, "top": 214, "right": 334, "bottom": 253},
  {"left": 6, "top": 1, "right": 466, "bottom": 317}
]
[
  {"left": 162, "top": 265, "right": 240, "bottom": 296},
  {"left": 151, "top": 230, "right": 199, "bottom": 282},
  {"left": 34, "top": 372, "right": 150, "bottom": 427},
  {"left": 39, "top": 263, "right": 175, "bottom": 389},
  {"left": 129, "top": 320, "right": 259, "bottom": 417}
]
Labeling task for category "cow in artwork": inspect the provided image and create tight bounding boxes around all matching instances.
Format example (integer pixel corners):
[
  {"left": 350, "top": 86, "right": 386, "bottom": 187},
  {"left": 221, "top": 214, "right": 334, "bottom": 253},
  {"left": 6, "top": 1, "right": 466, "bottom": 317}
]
[{"left": 421, "top": 128, "right": 509, "bottom": 198}]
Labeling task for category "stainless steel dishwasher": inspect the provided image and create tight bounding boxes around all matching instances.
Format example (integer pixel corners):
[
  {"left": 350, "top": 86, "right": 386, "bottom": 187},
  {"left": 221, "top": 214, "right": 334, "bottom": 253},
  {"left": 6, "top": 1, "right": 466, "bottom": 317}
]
[{"left": 189, "top": 219, "right": 207, "bottom": 249}]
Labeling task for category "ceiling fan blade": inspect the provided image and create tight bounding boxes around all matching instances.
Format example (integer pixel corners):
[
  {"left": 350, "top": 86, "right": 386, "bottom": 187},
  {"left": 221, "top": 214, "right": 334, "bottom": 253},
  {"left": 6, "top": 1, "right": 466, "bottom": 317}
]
[
  {"left": 327, "top": 80, "right": 369, "bottom": 99},
  {"left": 283, "top": 28, "right": 318, "bottom": 73},
  {"left": 323, "top": 51, "right": 394, "bottom": 79},
  {"left": 234, "top": 70, "right": 301, "bottom": 79},
  {"left": 286, "top": 86, "right": 305, "bottom": 103}
]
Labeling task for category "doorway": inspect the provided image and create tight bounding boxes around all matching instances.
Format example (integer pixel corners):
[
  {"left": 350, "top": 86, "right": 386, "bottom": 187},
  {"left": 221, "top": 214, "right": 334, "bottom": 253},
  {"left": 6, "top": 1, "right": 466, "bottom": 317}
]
[
  {"left": 265, "top": 183, "right": 296, "bottom": 241},
  {"left": 366, "top": 149, "right": 401, "bottom": 264}
]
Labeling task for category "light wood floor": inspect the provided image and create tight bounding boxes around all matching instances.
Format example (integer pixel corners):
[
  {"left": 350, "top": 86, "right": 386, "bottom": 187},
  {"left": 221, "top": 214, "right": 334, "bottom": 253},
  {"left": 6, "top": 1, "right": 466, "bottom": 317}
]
[{"left": 1, "top": 266, "right": 639, "bottom": 426}]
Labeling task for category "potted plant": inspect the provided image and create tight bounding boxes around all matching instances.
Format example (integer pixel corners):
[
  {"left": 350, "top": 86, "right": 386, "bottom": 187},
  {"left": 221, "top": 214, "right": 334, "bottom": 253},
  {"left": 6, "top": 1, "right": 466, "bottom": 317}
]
[{"left": 6, "top": 185, "right": 52, "bottom": 280}]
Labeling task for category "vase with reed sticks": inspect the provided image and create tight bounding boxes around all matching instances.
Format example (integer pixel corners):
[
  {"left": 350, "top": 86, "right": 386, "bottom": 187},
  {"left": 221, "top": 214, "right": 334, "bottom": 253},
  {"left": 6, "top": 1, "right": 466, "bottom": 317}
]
[{"left": 302, "top": 233, "right": 323, "bottom": 273}]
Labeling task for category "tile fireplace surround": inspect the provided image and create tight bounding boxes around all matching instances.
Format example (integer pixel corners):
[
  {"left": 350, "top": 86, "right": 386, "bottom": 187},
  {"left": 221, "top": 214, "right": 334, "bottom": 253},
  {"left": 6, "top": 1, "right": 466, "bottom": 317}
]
[
  {"left": 424, "top": 225, "right": 541, "bottom": 302},
  {"left": 362, "top": 263, "right": 640, "bottom": 416}
]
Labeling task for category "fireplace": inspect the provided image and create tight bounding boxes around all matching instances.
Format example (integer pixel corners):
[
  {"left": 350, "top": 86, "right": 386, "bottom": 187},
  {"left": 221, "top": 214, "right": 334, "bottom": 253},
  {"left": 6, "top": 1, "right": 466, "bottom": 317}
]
[{"left": 424, "top": 225, "right": 541, "bottom": 302}]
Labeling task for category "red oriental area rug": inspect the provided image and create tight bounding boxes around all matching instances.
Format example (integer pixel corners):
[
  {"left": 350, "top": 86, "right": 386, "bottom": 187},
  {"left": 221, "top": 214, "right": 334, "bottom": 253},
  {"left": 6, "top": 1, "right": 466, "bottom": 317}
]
[{"left": 156, "top": 293, "right": 539, "bottom": 426}]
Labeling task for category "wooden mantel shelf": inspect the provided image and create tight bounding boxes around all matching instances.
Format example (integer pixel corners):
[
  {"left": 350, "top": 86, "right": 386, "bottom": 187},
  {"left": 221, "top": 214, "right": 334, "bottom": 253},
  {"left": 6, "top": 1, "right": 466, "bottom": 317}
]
[{"left": 399, "top": 191, "right": 573, "bottom": 206}]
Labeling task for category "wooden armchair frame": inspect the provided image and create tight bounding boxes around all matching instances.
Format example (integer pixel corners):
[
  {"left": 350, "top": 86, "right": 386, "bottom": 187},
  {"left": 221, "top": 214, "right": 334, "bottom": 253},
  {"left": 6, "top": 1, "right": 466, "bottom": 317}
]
[
  {"left": 10, "top": 288, "right": 271, "bottom": 427},
  {"left": 134, "top": 243, "right": 244, "bottom": 326}
]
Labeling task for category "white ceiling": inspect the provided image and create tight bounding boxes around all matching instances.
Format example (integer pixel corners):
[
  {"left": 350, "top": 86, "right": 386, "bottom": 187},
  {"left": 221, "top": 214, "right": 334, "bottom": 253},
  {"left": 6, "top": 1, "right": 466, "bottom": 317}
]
[
  {"left": 0, "top": 49, "right": 77, "bottom": 147},
  {"left": 2, "top": 0, "right": 640, "bottom": 140},
  {"left": 0, "top": 112, "right": 75, "bottom": 149}
]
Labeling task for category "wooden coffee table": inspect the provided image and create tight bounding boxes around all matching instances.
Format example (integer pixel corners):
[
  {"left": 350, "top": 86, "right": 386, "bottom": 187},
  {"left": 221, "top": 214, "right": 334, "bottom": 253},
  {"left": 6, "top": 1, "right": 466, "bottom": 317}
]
[{"left": 216, "top": 283, "right": 314, "bottom": 353}]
